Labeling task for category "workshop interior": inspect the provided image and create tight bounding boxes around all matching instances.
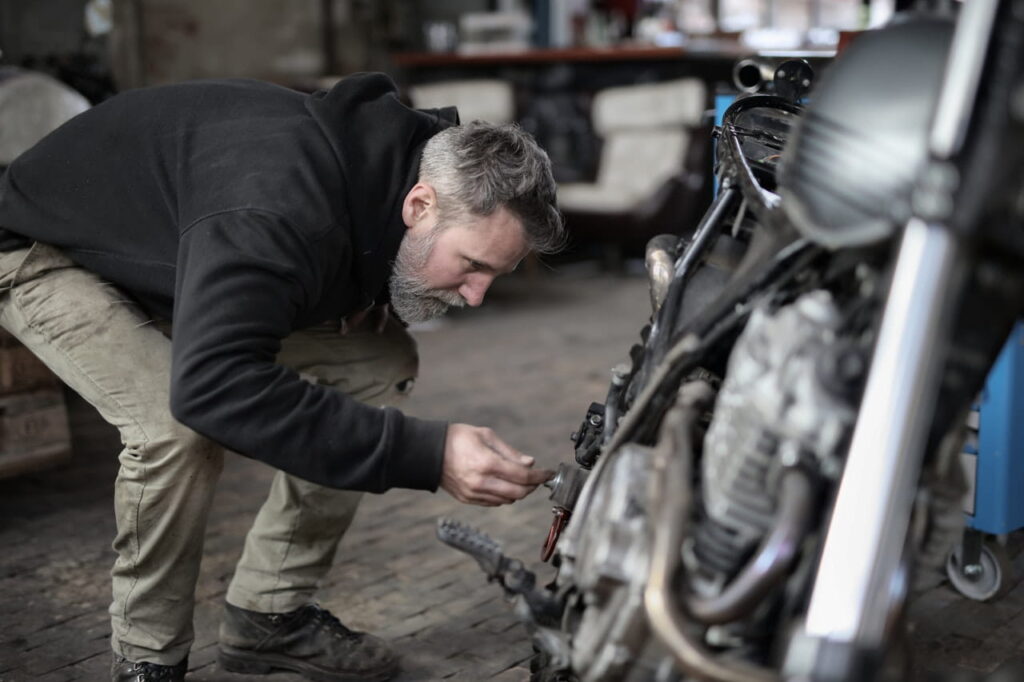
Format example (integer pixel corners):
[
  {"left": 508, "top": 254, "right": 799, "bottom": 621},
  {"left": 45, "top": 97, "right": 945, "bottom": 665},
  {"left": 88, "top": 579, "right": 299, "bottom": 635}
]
[{"left": 3, "top": 0, "right": 1024, "bottom": 681}]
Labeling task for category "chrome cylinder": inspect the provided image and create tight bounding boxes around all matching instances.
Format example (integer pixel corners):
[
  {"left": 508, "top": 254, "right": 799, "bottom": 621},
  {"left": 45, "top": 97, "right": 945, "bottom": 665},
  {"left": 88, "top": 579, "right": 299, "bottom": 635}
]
[{"left": 801, "top": 218, "right": 963, "bottom": 647}]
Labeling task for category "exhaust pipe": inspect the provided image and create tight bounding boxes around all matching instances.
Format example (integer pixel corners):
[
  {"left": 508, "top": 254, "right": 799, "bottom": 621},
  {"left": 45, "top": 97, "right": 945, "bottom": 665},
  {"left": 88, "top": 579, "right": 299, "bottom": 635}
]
[
  {"left": 732, "top": 58, "right": 780, "bottom": 93},
  {"left": 645, "top": 234, "right": 677, "bottom": 314},
  {"left": 643, "top": 382, "right": 781, "bottom": 682},
  {"left": 686, "top": 469, "right": 815, "bottom": 625},
  {"left": 732, "top": 58, "right": 815, "bottom": 99}
]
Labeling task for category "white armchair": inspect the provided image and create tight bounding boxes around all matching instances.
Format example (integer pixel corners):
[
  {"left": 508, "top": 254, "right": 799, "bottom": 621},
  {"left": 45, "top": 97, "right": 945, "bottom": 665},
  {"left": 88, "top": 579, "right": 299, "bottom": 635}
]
[
  {"left": 557, "top": 78, "right": 711, "bottom": 255},
  {"left": 408, "top": 79, "right": 515, "bottom": 124}
]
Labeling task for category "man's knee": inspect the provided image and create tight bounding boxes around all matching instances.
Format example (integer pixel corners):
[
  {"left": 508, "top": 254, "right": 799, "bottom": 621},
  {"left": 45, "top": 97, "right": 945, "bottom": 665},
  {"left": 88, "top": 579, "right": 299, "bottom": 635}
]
[{"left": 122, "top": 417, "right": 225, "bottom": 478}]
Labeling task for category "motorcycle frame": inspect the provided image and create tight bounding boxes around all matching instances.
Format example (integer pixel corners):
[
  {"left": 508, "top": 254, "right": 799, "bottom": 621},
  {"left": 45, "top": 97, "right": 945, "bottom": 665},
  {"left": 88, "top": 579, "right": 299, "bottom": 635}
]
[{"left": 521, "top": 7, "right": 1024, "bottom": 676}]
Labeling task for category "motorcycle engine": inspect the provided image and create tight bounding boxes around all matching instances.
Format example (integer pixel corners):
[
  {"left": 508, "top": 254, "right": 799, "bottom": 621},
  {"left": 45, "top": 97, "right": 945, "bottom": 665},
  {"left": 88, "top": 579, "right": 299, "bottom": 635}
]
[
  {"left": 551, "top": 291, "right": 862, "bottom": 680},
  {"left": 557, "top": 441, "right": 660, "bottom": 681},
  {"left": 687, "top": 290, "right": 858, "bottom": 597}
]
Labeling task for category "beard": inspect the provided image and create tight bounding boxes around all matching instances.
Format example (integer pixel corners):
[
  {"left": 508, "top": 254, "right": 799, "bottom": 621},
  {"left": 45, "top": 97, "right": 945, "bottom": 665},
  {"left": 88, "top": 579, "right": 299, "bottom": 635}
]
[{"left": 388, "top": 225, "right": 467, "bottom": 324}]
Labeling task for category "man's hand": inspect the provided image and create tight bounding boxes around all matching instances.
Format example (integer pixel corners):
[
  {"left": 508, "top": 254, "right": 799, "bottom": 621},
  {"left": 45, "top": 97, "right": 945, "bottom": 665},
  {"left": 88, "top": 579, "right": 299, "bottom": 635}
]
[{"left": 441, "top": 423, "right": 553, "bottom": 506}]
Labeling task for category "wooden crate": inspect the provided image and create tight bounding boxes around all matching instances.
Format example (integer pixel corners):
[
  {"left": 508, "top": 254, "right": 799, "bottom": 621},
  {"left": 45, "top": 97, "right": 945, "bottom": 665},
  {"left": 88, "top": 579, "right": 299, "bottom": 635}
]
[
  {"left": 0, "top": 328, "right": 61, "bottom": 395},
  {"left": 0, "top": 388, "right": 72, "bottom": 479},
  {"left": 0, "top": 331, "right": 71, "bottom": 479}
]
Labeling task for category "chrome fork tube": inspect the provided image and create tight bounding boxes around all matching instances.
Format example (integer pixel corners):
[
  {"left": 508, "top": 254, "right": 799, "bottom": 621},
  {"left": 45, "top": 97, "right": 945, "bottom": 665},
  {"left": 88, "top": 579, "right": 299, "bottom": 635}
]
[
  {"left": 797, "top": 0, "right": 999, "bottom": 653},
  {"left": 801, "top": 218, "right": 963, "bottom": 649},
  {"left": 788, "top": 2, "right": 997, "bottom": 673}
]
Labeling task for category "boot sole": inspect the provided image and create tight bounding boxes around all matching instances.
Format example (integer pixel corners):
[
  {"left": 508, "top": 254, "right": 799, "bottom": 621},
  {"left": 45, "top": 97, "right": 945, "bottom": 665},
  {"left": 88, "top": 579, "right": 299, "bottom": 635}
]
[{"left": 218, "top": 645, "right": 398, "bottom": 682}]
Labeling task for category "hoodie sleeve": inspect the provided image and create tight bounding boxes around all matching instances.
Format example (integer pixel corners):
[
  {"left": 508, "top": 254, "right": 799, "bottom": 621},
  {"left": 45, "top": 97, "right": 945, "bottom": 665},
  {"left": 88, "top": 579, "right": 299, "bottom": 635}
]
[{"left": 169, "top": 208, "right": 448, "bottom": 492}]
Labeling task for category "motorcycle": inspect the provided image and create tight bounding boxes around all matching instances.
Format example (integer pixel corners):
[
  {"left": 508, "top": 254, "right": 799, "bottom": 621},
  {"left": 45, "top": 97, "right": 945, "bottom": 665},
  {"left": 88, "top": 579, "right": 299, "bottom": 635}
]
[{"left": 438, "top": 2, "right": 1024, "bottom": 680}]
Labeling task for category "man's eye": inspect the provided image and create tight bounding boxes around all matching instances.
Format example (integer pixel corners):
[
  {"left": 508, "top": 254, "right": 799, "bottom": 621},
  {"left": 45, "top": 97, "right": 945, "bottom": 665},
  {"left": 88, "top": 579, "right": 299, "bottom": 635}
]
[{"left": 467, "top": 260, "right": 483, "bottom": 271}]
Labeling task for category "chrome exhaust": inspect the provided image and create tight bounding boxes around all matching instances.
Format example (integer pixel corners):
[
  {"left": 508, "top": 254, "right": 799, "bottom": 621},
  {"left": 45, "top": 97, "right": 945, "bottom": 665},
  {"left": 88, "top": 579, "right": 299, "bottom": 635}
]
[
  {"left": 645, "top": 234, "right": 677, "bottom": 314},
  {"left": 644, "top": 381, "right": 781, "bottom": 682},
  {"left": 687, "top": 469, "right": 815, "bottom": 625}
]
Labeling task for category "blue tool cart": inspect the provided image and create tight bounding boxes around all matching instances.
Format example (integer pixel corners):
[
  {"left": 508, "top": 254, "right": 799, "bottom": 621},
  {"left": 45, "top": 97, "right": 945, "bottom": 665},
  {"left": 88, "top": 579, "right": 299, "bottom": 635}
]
[{"left": 948, "top": 322, "right": 1024, "bottom": 600}]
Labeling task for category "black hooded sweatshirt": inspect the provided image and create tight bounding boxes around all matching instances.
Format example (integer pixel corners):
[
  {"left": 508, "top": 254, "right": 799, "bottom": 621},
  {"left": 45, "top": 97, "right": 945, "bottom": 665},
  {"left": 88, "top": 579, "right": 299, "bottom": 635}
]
[{"left": 0, "top": 72, "right": 456, "bottom": 493}]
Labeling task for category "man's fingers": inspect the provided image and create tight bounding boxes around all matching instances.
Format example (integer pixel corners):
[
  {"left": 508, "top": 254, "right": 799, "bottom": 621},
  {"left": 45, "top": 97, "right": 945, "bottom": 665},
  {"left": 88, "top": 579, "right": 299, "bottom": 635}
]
[
  {"left": 528, "top": 468, "right": 555, "bottom": 486},
  {"left": 458, "top": 489, "right": 508, "bottom": 506},
  {"left": 441, "top": 424, "right": 554, "bottom": 507},
  {"left": 478, "top": 477, "right": 536, "bottom": 502},
  {"left": 482, "top": 434, "right": 535, "bottom": 467},
  {"left": 486, "top": 455, "right": 554, "bottom": 486},
  {"left": 447, "top": 475, "right": 549, "bottom": 506},
  {"left": 469, "top": 496, "right": 503, "bottom": 507},
  {"left": 463, "top": 476, "right": 546, "bottom": 506}
]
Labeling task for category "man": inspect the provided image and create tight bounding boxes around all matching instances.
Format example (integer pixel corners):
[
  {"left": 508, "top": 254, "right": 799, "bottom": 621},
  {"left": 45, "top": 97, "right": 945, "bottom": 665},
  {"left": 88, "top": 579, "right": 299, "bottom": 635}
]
[{"left": 0, "top": 72, "right": 564, "bottom": 681}]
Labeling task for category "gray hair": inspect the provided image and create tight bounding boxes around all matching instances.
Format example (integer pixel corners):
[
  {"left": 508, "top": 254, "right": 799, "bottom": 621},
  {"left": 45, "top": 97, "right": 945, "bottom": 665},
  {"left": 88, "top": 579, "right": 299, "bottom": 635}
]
[{"left": 418, "top": 121, "right": 565, "bottom": 254}]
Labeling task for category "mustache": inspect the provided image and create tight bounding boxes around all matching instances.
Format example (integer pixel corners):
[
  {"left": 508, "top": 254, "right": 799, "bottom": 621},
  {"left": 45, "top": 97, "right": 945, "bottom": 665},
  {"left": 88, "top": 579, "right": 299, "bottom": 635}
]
[{"left": 430, "top": 289, "right": 467, "bottom": 308}]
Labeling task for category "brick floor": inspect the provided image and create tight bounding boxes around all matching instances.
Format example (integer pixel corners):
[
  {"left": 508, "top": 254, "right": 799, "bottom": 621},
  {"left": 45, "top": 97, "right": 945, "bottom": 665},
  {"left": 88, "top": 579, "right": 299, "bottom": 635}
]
[{"left": 0, "top": 267, "right": 1021, "bottom": 681}]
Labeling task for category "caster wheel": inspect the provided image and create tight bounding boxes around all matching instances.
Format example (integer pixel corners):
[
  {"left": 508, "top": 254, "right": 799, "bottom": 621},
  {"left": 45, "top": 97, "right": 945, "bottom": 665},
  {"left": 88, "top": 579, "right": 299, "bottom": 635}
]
[{"left": 946, "top": 540, "right": 1012, "bottom": 602}]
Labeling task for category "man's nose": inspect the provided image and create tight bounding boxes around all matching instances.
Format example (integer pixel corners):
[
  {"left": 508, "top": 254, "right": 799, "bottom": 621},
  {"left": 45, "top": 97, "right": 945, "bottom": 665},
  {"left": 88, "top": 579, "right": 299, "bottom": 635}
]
[{"left": 459, "top": 275, "right": 493, "bottom": 307}]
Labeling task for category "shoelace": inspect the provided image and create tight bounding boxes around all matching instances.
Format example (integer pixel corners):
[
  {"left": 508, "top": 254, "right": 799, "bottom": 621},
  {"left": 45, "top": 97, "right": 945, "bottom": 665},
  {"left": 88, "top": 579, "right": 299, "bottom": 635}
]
[{"left": 308, "top": 605, "right": 359, "bottom": 640}]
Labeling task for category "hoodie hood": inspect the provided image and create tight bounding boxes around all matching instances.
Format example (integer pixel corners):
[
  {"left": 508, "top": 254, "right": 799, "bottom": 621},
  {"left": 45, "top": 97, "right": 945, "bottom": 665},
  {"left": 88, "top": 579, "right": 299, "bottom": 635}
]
[{"left": 305, "top": 73, "right": 458, "bottom": 308}]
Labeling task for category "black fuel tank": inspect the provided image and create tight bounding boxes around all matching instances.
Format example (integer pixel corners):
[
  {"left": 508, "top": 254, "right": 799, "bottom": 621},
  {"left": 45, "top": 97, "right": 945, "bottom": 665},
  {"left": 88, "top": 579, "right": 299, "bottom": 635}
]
[{"left": 778, "top": 16, "right": 955, "bottom": 248}]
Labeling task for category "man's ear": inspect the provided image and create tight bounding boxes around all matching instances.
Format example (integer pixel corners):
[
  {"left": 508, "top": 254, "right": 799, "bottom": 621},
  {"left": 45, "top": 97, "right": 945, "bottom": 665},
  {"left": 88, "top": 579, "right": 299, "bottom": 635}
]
[{"left": 401, "top": 182, "right": 438, "bottom": 230}]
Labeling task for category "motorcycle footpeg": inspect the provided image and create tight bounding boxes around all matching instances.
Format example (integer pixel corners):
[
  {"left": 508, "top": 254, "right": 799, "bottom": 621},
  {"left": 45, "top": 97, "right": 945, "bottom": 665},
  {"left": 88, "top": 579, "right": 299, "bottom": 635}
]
[
  {"left": 436, "top": 517, "right": 510, "bottom": 580},
  {"left": 437, "top": 517, "right": 562, "bottom": 627}
]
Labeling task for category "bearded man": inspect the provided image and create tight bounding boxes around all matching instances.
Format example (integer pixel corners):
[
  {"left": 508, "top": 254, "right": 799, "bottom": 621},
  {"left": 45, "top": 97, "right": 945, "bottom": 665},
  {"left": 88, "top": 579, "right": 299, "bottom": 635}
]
[{"left": 0, "top": 72, "right": 563, "bottom": 682}]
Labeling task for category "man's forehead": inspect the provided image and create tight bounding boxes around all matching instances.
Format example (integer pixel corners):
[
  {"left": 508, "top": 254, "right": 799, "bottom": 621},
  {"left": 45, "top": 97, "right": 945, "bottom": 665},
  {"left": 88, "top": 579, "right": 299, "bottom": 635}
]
[{"left": 457, "top": 214, "right": 528, "bottom": 271}]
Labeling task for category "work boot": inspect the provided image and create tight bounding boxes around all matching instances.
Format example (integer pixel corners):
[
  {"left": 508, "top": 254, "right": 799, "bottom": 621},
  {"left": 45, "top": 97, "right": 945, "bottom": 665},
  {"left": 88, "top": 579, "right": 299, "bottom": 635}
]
[
  {"left": 218, "top": 602, "right": 399, "bottom": 681},
  {"left": 111, "top": 654, "right": 187, "bottom": 682}
]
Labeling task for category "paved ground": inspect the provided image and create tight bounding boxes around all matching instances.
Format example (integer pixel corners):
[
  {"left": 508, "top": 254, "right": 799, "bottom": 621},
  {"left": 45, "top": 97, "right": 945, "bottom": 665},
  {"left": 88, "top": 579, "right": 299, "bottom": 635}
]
[{"left": 1, "top": 266, "right": 1023, "bottom": 681}]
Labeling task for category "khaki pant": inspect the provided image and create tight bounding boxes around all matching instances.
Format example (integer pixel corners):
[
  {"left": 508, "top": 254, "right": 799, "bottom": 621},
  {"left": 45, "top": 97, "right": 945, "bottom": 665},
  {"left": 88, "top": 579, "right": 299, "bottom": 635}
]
[{"left": 0, "top": 243, "right": 418, "bottom": 665}]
